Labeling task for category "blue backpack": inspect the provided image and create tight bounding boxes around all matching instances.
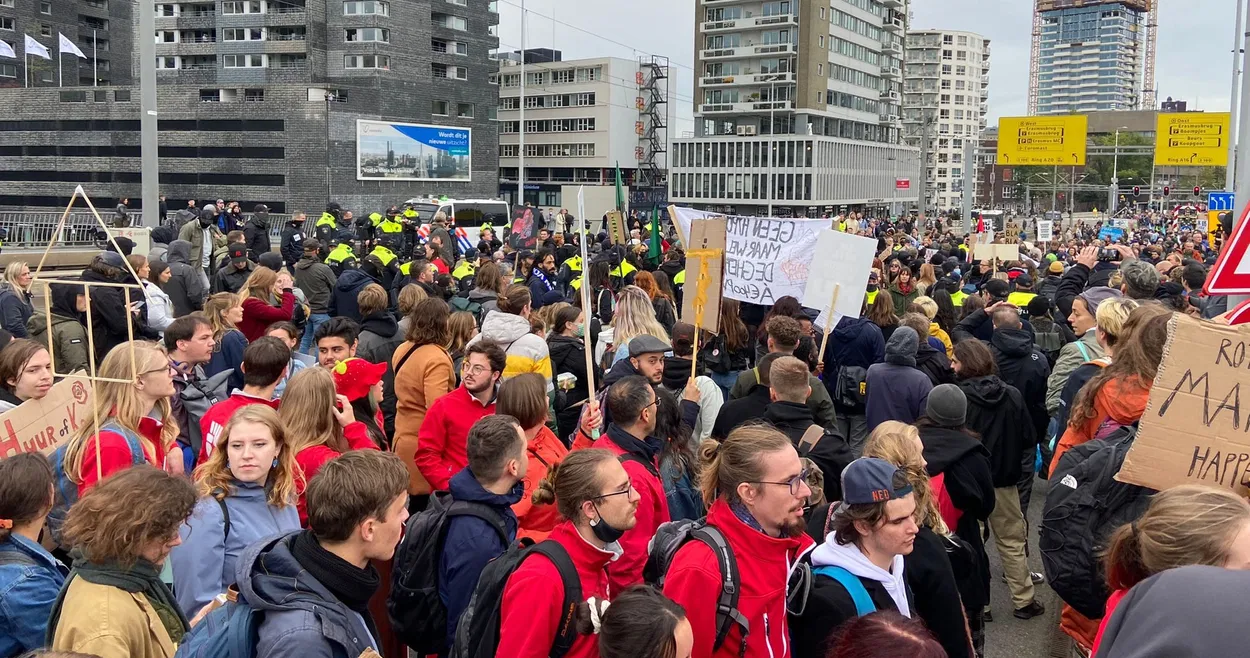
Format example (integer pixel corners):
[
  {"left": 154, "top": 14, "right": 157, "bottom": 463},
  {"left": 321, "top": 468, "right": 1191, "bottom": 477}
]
[
  {"left": 812, "top": 566, "right": 877, "bottom": 616},
  {"left": 174, "top": 589, "right": 263, "bottom": 658},
  {"left": 47, "top": 422, "right": 146, "bottom": 545}
]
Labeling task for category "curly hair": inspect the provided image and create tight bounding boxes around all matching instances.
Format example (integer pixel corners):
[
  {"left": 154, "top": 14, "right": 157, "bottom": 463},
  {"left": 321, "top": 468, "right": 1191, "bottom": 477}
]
[
  {"left": 404, "top": 297, "right": 450, "bottom": 346},
  {"left": 61, "top": 465, "right": 197, "bottom": 565}
]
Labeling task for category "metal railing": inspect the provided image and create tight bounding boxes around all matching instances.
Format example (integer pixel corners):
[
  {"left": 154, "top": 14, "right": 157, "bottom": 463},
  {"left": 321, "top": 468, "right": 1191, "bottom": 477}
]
[{"left": 0, "top": 212, "right": 293, "bottom": 250}]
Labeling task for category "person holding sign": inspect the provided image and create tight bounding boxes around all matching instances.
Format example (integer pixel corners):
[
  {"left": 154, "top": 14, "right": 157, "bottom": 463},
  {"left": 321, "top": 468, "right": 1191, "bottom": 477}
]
[{"left": 0, "top": 339, "right": 53, "bottom": 412}]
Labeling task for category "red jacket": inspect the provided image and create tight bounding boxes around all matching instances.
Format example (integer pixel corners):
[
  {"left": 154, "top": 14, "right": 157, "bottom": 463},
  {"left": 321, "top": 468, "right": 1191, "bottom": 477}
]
[
  {"left": 292, "top": 421, "right": 376, "bottom": 526},
  {"left": 515, "top": 426, "right": 570, "bottom": 543},
  {"left": 497, "top": 522, "right": 615, "bottom": 658},
  {"left": 414, "top": 385, "right": 496, "bottom": 491},
  {"left": 591, "top": 427, "right": 670, "bottom": 593},
  {"left": 197, "top": 392, "right": 281, "bottom": 465},
  {"left": 663, "top": 499, "right": 815, "bottom": 658},
  {"left": 238, "top": 292, "right": 295, "bottom": 342},
  {"left": 78, "top": 416, "right": 171, "bottom": 495}
]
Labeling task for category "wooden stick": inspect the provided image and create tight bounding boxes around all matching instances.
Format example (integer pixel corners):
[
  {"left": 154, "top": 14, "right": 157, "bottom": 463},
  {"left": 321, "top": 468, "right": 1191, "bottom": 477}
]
[
  {"left": 82, "top": 283, "right": 102, "bottom": 483},
  {"left": 41, "top": 283, "right": 56, "bottom": 378},
  {"left": 32, "top": 191, "right": 78, "bottom": 278},
  {"left": 817, "top": 284, "right": 842, "bottom": 367}
]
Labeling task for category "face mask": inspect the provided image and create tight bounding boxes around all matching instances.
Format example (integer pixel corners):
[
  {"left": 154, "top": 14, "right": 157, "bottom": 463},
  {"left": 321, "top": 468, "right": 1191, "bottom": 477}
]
[
  {"left": 575, "top": 323, "right": 585, "bottom": 338},
  {"left": 589, "top": 502, "right": 626, "bottom": 544},
  {"left": 866, "top": 284, "right": 879, "bottom": 293}
]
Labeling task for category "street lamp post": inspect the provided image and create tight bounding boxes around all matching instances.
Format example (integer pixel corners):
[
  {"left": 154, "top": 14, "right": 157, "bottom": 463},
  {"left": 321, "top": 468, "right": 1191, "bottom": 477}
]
[
  {"left": 1109, "top": 126, "right": 1127, "bottom": 213},
  {"left": 767, "top": 79, "right": 776, "bottom": 217}
]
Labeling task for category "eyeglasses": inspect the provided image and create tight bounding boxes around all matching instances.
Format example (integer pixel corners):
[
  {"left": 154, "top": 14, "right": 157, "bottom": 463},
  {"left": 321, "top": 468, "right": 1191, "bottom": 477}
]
[
  {"left": 139, "top": 365, "right": 172, "bottom": 377},
  {"left": 462, "top": 363, "right": 492, "bottom": 376},
  {"left": 592, "top": 482, "right": 635, "bottom": 501},
  {"left": 755, "top": 468, "right": 813, "bottom": 496}
]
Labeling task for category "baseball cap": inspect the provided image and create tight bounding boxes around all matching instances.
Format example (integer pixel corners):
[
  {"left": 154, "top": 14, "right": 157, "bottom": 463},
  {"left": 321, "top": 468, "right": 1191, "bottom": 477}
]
[
  {"left": 839, "top": 457, "right": 914, "bottom": 506},
  {"left": 229, "top": 244, "right": 248, "bottom": 264},
  {"left": 983, "top": 279, "right": 1010, "bottom": 299},
  {"left": 99, "top": 251, "right": 126, "bottom": 269},
  {"left": 628, "top": 334, "right": 671, "bottom": 358}
]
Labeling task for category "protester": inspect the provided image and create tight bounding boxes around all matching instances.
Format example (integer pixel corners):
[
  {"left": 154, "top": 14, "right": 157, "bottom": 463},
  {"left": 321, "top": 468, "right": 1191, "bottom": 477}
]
[
  {"left": 239, "top": 451, "right": 409, "bottom": 658},
  {"left": 985, "top": 305, "right": 1051, "bottom": 501},
  {"left": 1052, "top": 297, "right": 1137, "bottom": 438},
  {"left": 278, "top": 367, "right": 377, "bottom": 524},
  {"left": 866, "top": 286, "right": 899, "bottom": 341},
  {"left": 196, "top": 336, "right": 288, "bottom": 461},
  {"left": 661, "top": 322, "right": 722, "bottom": 442},
  {"left": 865, "top": 326, "right": 932, "bottom": 431},
  {"left": 237, "top": 267, "right": 296, "bottom": 343},
  {"left": 439, "top": 414, "right": 528, "bottom": 649},
  {"left": 392, "top": 296, "right": 454, "bottom": 497},
  {"left": 754, "top": 296, "right": 804, "bottom": 362},
  {"left": 264, "top": 321, "right": 313, "bottom": 396},
  {"left": 330, "top": 357, "right": 388, "bottom": 450},
  {"left": 912, "top": 296, "right": 952, "bottom": 356},
  {"left": 134, "top": 257, "right": 175, "bottom": 335},
  {"left": 0, "top": 339, "right": 53, "bottom": 412},
  {"left": 0, "top": 453, "right": 66, "bottom": 658},
  {"left": 355, "top": 283, "right": 404, "bottom": 437},
  {"left": 466, "top": 261, "right": 504, "bottom": 320},
  {"left": 447, "top": 311, "right": 477, "bottom": 379},
  {"left": 312, "top": 316, "right": 358, "bottom": 369},
  {"left": 292, "top": 239, "right": 337, "bottom": 355},
  {"left": 178, "top": 205, "right": 227, "bottom": 282},
  {"left": 664, "top": 425, "right": 814, "bottom": 658},
  {"left": 888, "top": 266, "right": 920, "bottom": 317},
  {"left": 0, "top": 261, "right": 33, "bottom": 338},
  {"left": 824, "top": 309, "right": 886, "bottom": 453},
  {"left": 495, "top": 448, "right": 638, "bottom": 657},
  {"left": 415, "top": 341, "right": 505, "bottom": 491},
  {"left": 952, "top": 340, "right": 1043, "bottom": 620},
  {"left": 702, "top": 298, "right": 753, "bottom": 399},
  {"left": 712, "top": 352, "right": 781, "bottom": 440},
  {"left": 762, "top": 355, "right": 854, "bottom": 499},
  {"left": 731, "top": 315, "right": 836, "bottom": 430},
  {"left": 468, "top": 284, "right": 552, "bottom": 382},
  {"left": 635, "top": 271, "right": 677, "bottom": 334},
  {"left": 598, "top": 586, "right": 693, "bottom": 658},
  {"left": 1045, "top": 286, "right": 1120, "bottom": 416},
  {"left": 211, "top": 244, "right": 257, "bottom": 295},
  {"left": 900, "top": 313, "right": 954, "bottom": 386},
  {"left": 28, "top": 282, "right": 89, "bottom": 376},
  {"left": 549, "top": 305, "right": 601, "bottom": 440},
  {"left": 48, "top": 465, "right": 197, "bottom": 658},
  {"left": 202, "top": 292, "right": 247, "bottom": 391},
  {"left": 607, "top": 285, "right": 670, "bottom": 366},
  {"left": 81, "top": 253, "right": 159, "bottom": 362},
  {"left": 171, "top": 405, "right": 300, "bottom": 618},
  {"left": 395, "top": 283, "right": 429, "bottom": 337},
  {"left": 498, "top": 372, "right": 581, "bottom": 542},
  {"left": 163, "top": 240, "right": 208, "bottom": 317}
]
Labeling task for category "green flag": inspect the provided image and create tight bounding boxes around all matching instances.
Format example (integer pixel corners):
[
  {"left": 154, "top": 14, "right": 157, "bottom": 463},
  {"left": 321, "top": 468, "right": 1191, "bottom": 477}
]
[
  {"left": 648, "top": 204, "right": 661, "bottom": 264},
  {"left": 614, "top": 162, "right": 625, "bottom": 212}
]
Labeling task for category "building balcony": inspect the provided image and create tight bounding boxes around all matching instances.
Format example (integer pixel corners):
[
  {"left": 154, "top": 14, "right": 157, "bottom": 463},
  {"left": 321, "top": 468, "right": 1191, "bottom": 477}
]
[
  {"left": 700, "top": 71, "right": 795, "bottom": 87},
  {"left": 881, "top": 89, "right": 899, "bottom": 102},
  {"left": 754, "top": 14, "right": 797, "bottom": 27},
  {"left": 880, "top": 0, "right": 903, "bottom": 7},
  {"left": 883, "top": 13, "right": 904, "bottom": 33},
  {"left": 701, "top": 42, "right": 796, "bottom": 60},
  {"left": 882, "top": 41, "right": 902, "bottom": 57},
  {"left": 699, "top": 100, "right": 793, "bottom": 114},
  {"left": 700, "top": 19, "right": 741, "bottom": 32},
  {"left": 700, "top": 0, "right": 754, "bottom": 5},
  {"left": 880, "top": 64, "right": 901, "bottom": 79}
]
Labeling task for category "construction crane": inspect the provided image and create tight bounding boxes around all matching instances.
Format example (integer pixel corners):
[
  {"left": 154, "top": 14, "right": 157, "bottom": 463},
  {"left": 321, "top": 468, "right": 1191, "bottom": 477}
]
[{"left": 1142, "top": 0, "right": 1158, "bottom": 109}]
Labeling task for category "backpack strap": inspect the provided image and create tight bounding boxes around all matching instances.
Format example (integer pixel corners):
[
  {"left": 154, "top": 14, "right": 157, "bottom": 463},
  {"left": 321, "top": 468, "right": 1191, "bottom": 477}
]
[
  {"left": 0, "top": 550, "right": 38, "bottom": 567},
  {"left": 100, "top": 422, "right": 149, "bottom": 466},
  {"left": 618, "top": 452, "right": 660, "bottom": 479},
  {"left": 1073, "top": 339, "right": 1093, "bottom": 362},
  {"left": 532, "top": 541, "right": 582, "bottom": 658},
  {"left": 212, "top": 492, "right": 232, "bottom": 542},
  {"left": 446, "top": 501, "right": 509, "bottom": 545},
  {"left": 692, "top": 525, "right": 748, "bottom": 656},
  {"left": 812, "top": 565, "right": 877, "bottom": 617},
  {"left": 797, "top": 424, "right": 825, "bottom": 458}
]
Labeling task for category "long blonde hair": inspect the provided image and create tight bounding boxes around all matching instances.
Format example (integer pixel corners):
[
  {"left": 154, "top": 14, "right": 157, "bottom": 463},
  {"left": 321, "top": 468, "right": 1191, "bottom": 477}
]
[
  {"left": 193, "top": 405, "right": 297, "bottom": 508},
  {"left": 237, "top": 267, "right": 278, "bottom": 305},
  {"left": 612, "top": 285, "right": 669, "bottom": 351},
  {"left": 63, "top": 343, "right": 178, "bottom": 483},
  {"left": 203, "top": 293, "right": 240, "bottom": 342},
  {"left": 279, "top": 367, "right": 346, "bottom": 455},
  {"left": 4, "top": 261, "right": 29, "bottom": 293},
  {"left": 864, "top": 421, "right": 949, "bottom": 536}
]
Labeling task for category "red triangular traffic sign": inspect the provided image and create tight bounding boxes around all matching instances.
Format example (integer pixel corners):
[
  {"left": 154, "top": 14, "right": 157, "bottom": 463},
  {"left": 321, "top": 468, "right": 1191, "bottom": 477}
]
[{"left": 1204, "top": 202, "right": 1250, "bottom": 295}]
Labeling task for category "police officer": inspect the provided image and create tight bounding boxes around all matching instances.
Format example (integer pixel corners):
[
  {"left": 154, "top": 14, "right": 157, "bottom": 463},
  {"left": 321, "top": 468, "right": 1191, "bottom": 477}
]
[
  {"left": 1007, "top": 274, "right": 1039, "bottom": 319},
  {"left": 314, "top": 203, "right": 342, "bottom": 257},
  {"left": 323, "top": 228, "right": 358, "bottom": 277},
  {"left": 451, "top": 247, "right": 480, "bottom": 293}
]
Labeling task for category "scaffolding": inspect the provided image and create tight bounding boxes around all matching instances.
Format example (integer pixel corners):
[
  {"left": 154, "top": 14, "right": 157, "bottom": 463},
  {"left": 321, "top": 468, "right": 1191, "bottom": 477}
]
[
  {"left": 635, "top": 55, "right": 669, "bottom": 190},
  {"left": 1142, "top": 0, "right": 1158, "bottom": 108}
]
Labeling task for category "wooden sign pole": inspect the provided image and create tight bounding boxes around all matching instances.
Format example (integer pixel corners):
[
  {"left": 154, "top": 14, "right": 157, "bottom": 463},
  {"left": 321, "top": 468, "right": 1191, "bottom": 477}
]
[{"left": 817, "top": 284, "right": 842, "bottom": 367}]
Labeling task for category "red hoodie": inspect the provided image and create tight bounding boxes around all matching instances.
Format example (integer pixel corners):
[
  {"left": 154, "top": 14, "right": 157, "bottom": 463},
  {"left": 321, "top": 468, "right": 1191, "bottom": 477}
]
[
  {"left": 591, "top": 429, "right": 670, "bottom": 593},
  {"left": 497, "top": 521, "right": 615, "bottom": 658},
  {"left": 414, "top": 385, "right": 496, "bottom": 491},
  {"left": 292, "top": 421, "right": 377, "bottom": 526},
  {"left": 238, "top": 292, "right": 295, "bottom": 342},
  {"left": 78, "top": 416, "right": 171, "bottom": 495},
  {"left": 197, "top": 392, "right": 281, "bottom": 465},
  {"left": 663, "top": 499, "right": 815, "bottom": 658}
]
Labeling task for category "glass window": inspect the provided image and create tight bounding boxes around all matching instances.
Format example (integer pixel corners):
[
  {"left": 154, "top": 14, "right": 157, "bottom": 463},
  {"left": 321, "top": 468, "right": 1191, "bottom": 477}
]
[
  {"left": 40, "top": 1, "right": 51, "bottom": 14},
  {"left": 457, "top": 102, "right": 473, "bottom": 118},
  {"left": 432, "top": 100, "right": 449, "bottom": 115},
  {"left": 345, "top": 28, "right": 388, "bottom": 42}
]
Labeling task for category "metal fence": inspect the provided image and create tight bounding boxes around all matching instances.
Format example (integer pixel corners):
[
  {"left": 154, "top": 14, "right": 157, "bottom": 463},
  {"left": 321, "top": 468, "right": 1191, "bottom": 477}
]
[{"left": 0, "top": 211, "right": 293, "bottom": 249}]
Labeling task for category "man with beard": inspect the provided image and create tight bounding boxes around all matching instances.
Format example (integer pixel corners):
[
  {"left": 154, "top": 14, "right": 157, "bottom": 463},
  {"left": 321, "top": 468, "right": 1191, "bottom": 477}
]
[
  {"left": 662, "top": 424, "right": 815, "bottom": 658},
  {"left": 527, "top": 248, "right": 559, "bottom": 310},
  {"left": 414, "top": 341, "right": 506, "bottom": 491}
]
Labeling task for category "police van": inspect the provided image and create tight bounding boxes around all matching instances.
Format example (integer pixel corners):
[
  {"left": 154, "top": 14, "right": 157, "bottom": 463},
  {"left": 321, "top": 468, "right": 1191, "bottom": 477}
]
[{"left": 403, "top": 197, "right": 510, "bottom": 252}]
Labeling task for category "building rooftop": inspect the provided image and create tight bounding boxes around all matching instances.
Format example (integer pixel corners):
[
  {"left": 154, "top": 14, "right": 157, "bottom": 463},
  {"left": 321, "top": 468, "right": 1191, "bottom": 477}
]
[{"left": 1036, "top": 0, "right": 1150, "bottom": 13}]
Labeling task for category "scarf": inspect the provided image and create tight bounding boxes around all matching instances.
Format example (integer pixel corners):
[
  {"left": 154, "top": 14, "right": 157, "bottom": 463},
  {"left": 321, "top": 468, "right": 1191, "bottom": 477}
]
[
  {"left": 530, "top": 267, "right": 556, "bottom": 293},
  {"left": 289, "top": 529, "right": 381, "bottom": 641},
  {"left": 730, "top": 499, "right": 769, "bottom": 535},
  {"left": 810, "top": 534, "right": 911, "bottom": 617},
  {"left": 46, "top": 549, "right": 189, "bottom": 646}
]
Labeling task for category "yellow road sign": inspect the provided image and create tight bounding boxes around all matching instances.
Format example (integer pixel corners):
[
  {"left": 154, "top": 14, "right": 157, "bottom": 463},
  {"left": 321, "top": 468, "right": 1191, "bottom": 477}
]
[
  {"left": 1154, "top": 112, "right": 1230, "bottom": 166},
  {"left": 997, "top": 115, "right": 1088, "bottom": 166}
]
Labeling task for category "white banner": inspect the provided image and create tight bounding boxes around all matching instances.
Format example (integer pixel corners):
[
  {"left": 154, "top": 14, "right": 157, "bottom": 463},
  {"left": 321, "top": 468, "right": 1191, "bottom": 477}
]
[
  {"left": 671, "top": 207, "right": 830, "bottom": 306},
  {"left": 1037, "top": 220, "right": 1053, "bottom": 242}
]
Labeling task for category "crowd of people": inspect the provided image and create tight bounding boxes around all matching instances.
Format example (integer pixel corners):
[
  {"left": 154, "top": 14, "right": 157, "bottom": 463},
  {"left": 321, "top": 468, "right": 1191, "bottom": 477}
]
[{"left": 0, "top": 200, "right": 1242, "bottom": 658}]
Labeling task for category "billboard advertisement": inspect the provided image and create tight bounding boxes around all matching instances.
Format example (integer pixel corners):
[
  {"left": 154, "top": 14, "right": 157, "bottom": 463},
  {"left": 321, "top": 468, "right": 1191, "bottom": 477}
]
[{"left": 356, "top": 119, "right": 472, "bottom": 182}]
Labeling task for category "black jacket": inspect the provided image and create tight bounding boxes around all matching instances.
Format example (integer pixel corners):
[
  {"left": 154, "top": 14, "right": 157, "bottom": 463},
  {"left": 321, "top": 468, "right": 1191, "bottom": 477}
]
[
  {"left": 212, "top": 261, "right": 256, "bottom": 295},
  {"left": 710, "top": 385, "right": 770, "bottom": 439},
  {"left": 951, "top": 308, "right": 1035, "bottom": 344},
  {"left": 244, "top": 212, "right": 271, "bottom": 261},
  {"left": 914, "top": 341, "right": 955, "bottom": 386},
  {"left": 906, "top": 528, "right": 976, "bottom": 658},
  {"left": 1037, "top": 274, "right": 1063, "bottom": 302},
  {"left": 81, "top": 268, "right": 160, "bottom": 363},
  {"left": 919, "top": 423, "right": 995, "bottom": 609},
  {"left": 652, "top": 297, "right": 677, "bottom": 335},
  {"left": 989, "top": 329, "right": 1051, "bottom": 443},
  {"left": 356, "top": 311, "right": 404, "bottom": 440},
  {"left": 328, "top": 269, "right": 378, "bottom": 319},
  {"left": 549, "top": 333, "right": 601, "bottom": 440},
  {"left": 762, "top": 401, "right": 853, "bottom": 501},
  {"left": 822, "top": 316, "right": 886, "bottom": 410},
  {"left": 1053, "top": 261, "right": 1116, "bottom": 320},
  {"left": 959, "top": 375, "right": 1035, "bottom": 487},
  {"left": 280, "top": 223, "right": 305, "bottom": 269}
]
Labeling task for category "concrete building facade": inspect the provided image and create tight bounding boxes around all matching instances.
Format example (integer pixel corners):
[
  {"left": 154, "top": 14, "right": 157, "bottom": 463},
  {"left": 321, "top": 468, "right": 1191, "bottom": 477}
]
[
  {"left": 667, "top": 0, "right": 919, "bottom": 216},
  {"left": 0, "top": 0, "right": 132, "bottom": 86},
  {"left": 902, "top": 29, "right": 990, "bottom": 211},
  {"left": 1029, "top": 0, "right": 1151, "bottom": 115}
]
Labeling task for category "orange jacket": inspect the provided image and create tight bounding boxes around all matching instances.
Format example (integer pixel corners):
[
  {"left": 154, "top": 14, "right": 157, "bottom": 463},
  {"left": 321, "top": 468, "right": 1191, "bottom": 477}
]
[
  {"left": 1051, "top": 376, "right": 1150, "bottom": 476},
  {"left": 513, "top": 425, "right": 570, "bottom": 542}
]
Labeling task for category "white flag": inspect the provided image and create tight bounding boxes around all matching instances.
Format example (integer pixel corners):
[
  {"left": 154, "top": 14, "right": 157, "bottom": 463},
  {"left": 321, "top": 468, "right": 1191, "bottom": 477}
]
[
  {"left": 0, "top": 40, "right": 14, "bottom": 59},
  {"left": 23, "top": 34, "right": 51, "bottom": 60},
  {"left": 57, "top": 33, "right": 86, "bottom": 58}
]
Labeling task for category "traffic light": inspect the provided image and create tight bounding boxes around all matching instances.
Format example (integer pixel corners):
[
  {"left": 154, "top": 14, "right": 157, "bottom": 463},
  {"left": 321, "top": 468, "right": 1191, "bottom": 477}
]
[
  {"left": 1194, "top": 186, "right": 1202, "bottom": 197},
  {"left": 1133, "top": 186, "right": 1140, "bottom": 197},
  {"left": 1163, "top": 186, "right": 1170, "bottom": 197}
]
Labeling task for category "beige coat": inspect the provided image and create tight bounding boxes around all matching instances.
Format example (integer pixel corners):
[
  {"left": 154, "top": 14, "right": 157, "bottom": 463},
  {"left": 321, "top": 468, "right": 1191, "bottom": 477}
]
[
  {"left": 391, "top": 342, "right": 455, "bottom": 495},
  {"left": 51, "top": 577, "right": 177, "bottom": 658}
]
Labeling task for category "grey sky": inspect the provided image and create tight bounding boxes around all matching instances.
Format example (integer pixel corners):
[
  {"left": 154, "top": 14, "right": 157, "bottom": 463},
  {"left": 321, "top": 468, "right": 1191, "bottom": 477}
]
[{"left": 497, "top": 0, "right": 1239, "bottom": 132}]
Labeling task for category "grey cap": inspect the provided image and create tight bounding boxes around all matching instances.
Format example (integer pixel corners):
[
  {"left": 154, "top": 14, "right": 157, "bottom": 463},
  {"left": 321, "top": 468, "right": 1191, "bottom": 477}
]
[
  {"left": 628, "top": 334, "right": 671, "bottom": 358},
  {"left": 1120, "top": 259, "right": 1161, "bottom": 299},
  {"left": 1076, "top": 286, "right": 1123, "bottom": 315},
  {"left": 926, "top": 383, "right": 967, "bottom": 427}
]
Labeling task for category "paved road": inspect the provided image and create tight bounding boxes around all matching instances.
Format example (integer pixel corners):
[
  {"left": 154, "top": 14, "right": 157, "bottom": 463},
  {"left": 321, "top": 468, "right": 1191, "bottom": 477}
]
[{"left": 983, "top": 477, "right": 1071, "bottom": 658}]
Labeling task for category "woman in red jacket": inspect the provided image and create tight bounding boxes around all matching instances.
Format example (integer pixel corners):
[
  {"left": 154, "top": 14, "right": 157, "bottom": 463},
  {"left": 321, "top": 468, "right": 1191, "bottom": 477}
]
[
  {"left": 236, "top": 267, "right": 295, "bottom": 342},
  {"left": 278, "top": 366, "right": 377, "bottom": 525},
  {"left": 63, "top": 342, "right": 181, "bottom": 494},
  {"left": 496, "top": 448, "right": 640, "bottom": 658}
]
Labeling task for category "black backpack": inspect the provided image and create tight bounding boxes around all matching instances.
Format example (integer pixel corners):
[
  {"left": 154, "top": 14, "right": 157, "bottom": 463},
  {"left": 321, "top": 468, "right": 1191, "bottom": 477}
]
[
  {"left": 644, "top": 519, "right": 746, "bottom": 653},
  {"left": 451, "top": 539, "right": 581, "bottom": 658},
  {"left": 388, "top": 491, "right": 507, "bottom": 654},
  {"left": 1039, "top": 425, "right": 1155, "bottom": 619}
]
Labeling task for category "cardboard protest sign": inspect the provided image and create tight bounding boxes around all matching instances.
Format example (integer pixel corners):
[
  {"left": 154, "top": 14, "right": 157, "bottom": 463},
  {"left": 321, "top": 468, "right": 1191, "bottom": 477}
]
[
  {"left": 671, "top": 207, "right": 828, "bottom": 306},
  {"left": 605, "top": 210, "right": 629, "bottom": 245},
  {"left": 1037, "top": 220, "right": 1054, "bottom": 242},
  {"left": 973, "top": 243, "right": 1019, "bottom": 263},
  {"left": 1117, "top": 314, "right": 1250, "bottom": 494},
  {"left": 680, "top": 218, "right": 726, "bottom": 332},
  {"left": 803, "top": 229, "right": 878, "bottom": 331},
  {"left": 0, "top": 377, "right": 93, "bottom": 459},
  {"left": 109, "top": 227, "right": 151, "bottom": 256}
]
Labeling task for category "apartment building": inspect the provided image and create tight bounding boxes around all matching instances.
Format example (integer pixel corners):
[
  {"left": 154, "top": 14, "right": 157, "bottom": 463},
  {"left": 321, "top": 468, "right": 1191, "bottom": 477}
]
[
  {"left": 1029, "top": 0, "right": 1152, "bottom": 115},
  {"left": 0, "top": 0, "right": 131, "bottom": 86}
]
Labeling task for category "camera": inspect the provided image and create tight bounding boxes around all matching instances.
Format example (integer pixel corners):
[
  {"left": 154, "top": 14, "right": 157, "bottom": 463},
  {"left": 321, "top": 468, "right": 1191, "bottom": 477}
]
[{"left": 1098, "top": 248, "right": 1121, "bottom": 262}]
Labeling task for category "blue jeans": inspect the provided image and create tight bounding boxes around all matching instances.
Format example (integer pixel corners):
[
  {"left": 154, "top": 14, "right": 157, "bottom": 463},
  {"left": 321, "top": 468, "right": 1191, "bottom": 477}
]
[
  {"left": 300, "top": 313, "right": 330, "bottom": 356},
  {"left": 708, "top": 370, "right": 739, "bottom": 401}
]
